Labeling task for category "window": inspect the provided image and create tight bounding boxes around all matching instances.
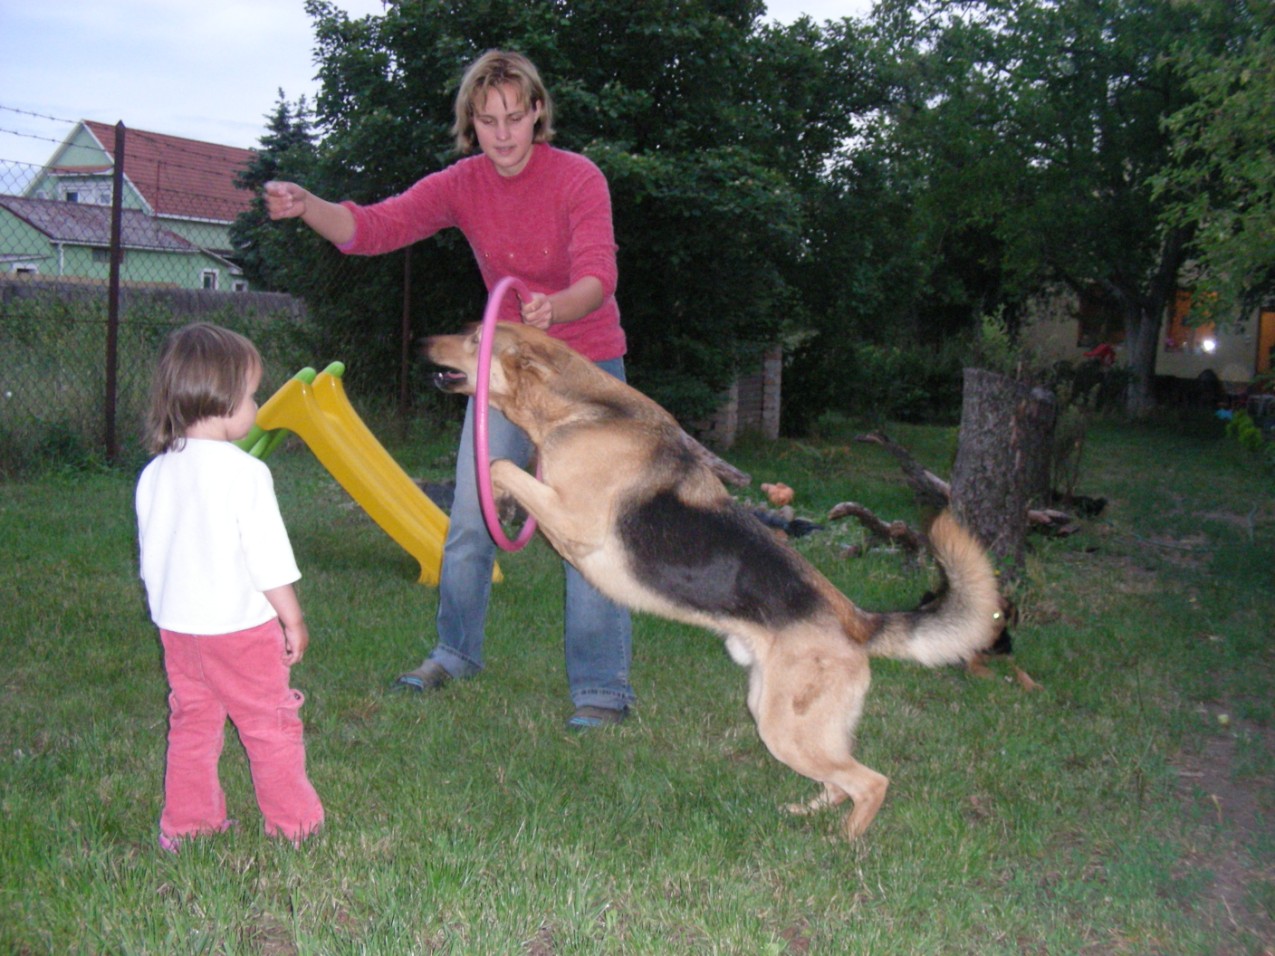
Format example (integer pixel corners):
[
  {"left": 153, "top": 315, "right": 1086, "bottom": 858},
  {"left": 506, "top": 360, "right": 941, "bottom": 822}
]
[
  {"left": 60, "top": 181, "right": 110, "bottom": 205},
  {"left": 201, "top": 270, "right": 219, "bottom": 290},
  {"left": 91, "top": 248, "right": 124, "bottom": 264},
  {"left": 1165, "top": 289, "right": 1217, "bottom": 354},
  {"left": 232, "top": 279, "right": 249, "bottom": 292},
  {"left": 13, "top": 264, "right": 38, "bottom": 276}
]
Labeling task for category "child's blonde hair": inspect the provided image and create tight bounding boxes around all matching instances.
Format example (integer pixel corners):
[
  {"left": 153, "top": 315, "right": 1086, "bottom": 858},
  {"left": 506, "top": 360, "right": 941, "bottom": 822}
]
[
  {"left": 146, "top": 323, "right": 261, "bottom": 454},
  {"left": 452, "top": 50, "right": 555, "bottom": 154}
]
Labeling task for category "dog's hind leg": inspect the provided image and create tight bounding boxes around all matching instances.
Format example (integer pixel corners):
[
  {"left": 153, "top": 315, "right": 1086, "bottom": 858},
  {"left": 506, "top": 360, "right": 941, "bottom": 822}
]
[
  {"left": 790, "top": 764, "right": 892, "bottom": 836},
  {"left": 752, "top": 649, "right": 890, "bottom": 839}
]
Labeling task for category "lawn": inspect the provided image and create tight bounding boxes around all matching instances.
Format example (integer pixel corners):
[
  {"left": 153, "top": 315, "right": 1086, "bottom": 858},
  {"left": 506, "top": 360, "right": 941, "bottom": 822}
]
[{"left": 0, "top": 412, "right": 1271, "bottom": 954}]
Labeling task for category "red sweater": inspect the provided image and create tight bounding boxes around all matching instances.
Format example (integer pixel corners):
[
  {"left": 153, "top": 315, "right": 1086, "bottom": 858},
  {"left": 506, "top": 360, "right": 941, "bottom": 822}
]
[{"left": 338, "top": 144, "right": 626, "bottom": 361}]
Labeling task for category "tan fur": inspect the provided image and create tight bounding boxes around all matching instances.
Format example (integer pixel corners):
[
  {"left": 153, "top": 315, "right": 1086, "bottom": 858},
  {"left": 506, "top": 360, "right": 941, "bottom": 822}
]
[{"left": 426, "top": 323, "right": 1002, "bottom": 839}]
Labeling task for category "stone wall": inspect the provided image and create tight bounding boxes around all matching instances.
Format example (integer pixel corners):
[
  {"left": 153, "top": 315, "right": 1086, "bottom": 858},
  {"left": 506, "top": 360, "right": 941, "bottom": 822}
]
[{"left": 694, "top": 344, "right": 782, "bottom": 448}]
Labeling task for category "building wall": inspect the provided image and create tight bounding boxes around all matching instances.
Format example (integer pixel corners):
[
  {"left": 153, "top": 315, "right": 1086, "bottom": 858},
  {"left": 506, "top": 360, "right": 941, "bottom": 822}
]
[
  {"left": 0, "top": 212, "right": 48, "bottom": 265},
  {"left": 1022, "top": 285, "right": 1262, "bottom": 386},
  {"left": 693, "top": 345, "right": 783, "bottom": 448},
  {"left": 23, "top": 127, "right": 239, "bottom": 267},
  {"left": 0, "top": 218, "right": 237, "bottom": 289},
  {"left": 163, "top": 217, "right": 235, "bottom": 253}
]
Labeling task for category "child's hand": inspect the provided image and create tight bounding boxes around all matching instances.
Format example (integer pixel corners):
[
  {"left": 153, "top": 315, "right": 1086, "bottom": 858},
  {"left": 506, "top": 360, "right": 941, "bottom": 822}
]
[
  {"left": 264, "top": 585, "right": 307, "bottom": 665},
  {"left": 282, "top": 619, "right": 309, "bottom": 666}
]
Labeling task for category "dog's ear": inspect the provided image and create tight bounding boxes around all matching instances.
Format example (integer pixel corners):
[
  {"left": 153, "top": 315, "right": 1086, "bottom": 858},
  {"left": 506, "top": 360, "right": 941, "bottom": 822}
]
[{"left": 501, "top": 335, "right": 570, "bottom": 382}]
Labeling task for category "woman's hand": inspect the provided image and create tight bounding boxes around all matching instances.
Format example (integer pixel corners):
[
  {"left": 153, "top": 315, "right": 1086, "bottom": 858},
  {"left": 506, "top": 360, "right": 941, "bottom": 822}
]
[
  {"left": 521, "top": 292, "right": 555, "bottom": 329},
  {"left": 264, "top": 181, "right": 310, "bottom": 220},
  {"left": 262, "top": 181, "right": 356, "bottom": 245}
]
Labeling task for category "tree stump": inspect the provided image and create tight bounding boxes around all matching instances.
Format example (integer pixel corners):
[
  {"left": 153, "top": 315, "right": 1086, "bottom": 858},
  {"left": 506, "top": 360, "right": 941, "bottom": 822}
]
[{"left": 949, "top": 368, "right": 1057, "bottom": 582}]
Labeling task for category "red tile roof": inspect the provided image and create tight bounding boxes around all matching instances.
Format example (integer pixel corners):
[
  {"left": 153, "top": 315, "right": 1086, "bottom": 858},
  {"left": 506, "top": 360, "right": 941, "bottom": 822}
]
[{"left": 81, "top": 120, "right": 256, "bottom": 224}]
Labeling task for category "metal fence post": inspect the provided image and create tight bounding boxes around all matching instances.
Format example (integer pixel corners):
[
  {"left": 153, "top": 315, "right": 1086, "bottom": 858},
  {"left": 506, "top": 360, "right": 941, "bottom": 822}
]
[
  {"left": 399, "top": 246, "right": 412, "bottom": 421},
  {"left": 105, "top": 121, "right": 126, "bottom": 463}
]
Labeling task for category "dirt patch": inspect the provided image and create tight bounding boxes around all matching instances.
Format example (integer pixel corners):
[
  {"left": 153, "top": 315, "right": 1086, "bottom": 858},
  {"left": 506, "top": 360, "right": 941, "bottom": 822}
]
[{"left": 1173, "top": 703, "right": 1275, "bottom": 953}]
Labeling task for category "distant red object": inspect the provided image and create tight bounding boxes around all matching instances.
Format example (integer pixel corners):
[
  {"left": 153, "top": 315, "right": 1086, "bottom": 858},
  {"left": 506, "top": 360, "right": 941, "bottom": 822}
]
[{"left": 1084, "top": 343, "right": 1116, "bottom": 366}]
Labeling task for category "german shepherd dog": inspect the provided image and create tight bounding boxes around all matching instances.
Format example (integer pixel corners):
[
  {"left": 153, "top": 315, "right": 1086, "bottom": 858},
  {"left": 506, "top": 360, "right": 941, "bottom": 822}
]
[{"left": 425, "top": 323, "right": 1001, "bottom": 838}]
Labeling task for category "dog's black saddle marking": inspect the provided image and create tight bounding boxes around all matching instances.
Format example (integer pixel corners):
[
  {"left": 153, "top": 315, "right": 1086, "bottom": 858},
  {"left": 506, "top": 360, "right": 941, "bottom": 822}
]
[{"left": 619, "top": 489, "right": 823, "bottom": 626}]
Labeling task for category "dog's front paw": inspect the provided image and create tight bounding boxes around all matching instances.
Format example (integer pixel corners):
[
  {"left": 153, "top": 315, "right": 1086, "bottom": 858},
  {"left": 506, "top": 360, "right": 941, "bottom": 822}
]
[
  {"left": 489, "top": 458, "right": 515, "bottom": 490},
  {"left": 488, "top": 460, "right": 527, "bottom": 524}
]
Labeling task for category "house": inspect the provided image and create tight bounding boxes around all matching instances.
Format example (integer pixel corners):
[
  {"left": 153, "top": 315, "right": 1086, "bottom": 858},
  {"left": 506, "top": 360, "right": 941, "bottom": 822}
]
[
  {"left": 5, "top": 119, "right": 254, "bottom": 290},
  {"left": 1023, "top": 284, "right": 1275, "bottom": 391},
  {"left": 0, "top": 194, "right": 233, "bottom": 288}
]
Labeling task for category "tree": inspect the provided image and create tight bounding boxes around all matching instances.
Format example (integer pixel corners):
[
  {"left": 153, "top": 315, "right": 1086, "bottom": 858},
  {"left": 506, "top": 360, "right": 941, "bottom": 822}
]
[
  {"left": 231, "top": 91, "right": 318, "bottom": 291},
  {"left": 221, "top": 0, "right": 865, "bottom": 421},
  {"left": 858, "top": 0, "right": 1215, "bottom": 415},
  {"left": 1156, "top": 0, "right": 1275, "bottom": 325}
]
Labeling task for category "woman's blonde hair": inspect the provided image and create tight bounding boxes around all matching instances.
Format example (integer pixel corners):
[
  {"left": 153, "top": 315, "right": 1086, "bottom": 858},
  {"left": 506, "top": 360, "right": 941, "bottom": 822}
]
[
  {"left": 145, "top": 322, "right": 261, "bottom": 454},
  {"left": 452, "top": 50, "right": 555, "bottom": 154}
]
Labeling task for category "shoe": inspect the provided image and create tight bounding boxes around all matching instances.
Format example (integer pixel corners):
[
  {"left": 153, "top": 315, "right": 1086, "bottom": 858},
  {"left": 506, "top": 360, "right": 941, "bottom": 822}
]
[
  {"left": 566, "top": 705, "right": 628, "bottom": 730},
  {"left": 394, "top": 660, "right": 452, "bottom": 692}
]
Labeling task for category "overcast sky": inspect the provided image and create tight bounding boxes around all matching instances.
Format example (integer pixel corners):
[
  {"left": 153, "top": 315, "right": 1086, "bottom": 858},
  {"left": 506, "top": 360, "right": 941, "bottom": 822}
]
[{"left": 0, "top": 1, "right": 872, "bottom": 172}]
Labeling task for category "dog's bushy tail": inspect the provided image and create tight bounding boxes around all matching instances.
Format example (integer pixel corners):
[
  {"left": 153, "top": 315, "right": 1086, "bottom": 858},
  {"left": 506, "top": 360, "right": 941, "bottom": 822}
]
[{"left": 864, "top": 511, "right": 1001, "bottom": 667}]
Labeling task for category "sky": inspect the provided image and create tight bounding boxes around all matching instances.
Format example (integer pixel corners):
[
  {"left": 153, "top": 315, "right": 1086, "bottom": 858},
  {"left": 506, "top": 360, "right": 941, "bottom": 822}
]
[{"left": 0, "top": 0, "right": 873, "bottom": 173}]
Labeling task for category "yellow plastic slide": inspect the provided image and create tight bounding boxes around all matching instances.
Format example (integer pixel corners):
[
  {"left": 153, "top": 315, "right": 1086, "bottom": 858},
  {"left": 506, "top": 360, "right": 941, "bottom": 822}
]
[{"left": 247, "top": 362, "right": 499, "bottom": 586}]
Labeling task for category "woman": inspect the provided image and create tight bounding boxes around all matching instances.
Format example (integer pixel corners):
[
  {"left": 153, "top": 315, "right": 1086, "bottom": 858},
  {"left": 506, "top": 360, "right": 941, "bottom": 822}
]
[{"left": 265, "top": 50, "right": 634, "bottom": 729}]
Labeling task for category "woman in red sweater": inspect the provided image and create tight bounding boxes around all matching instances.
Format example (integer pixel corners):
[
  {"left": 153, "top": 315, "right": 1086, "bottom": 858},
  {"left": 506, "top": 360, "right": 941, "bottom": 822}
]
[{"left": 265, "top": 50, "right": 634, "bottom": 729}]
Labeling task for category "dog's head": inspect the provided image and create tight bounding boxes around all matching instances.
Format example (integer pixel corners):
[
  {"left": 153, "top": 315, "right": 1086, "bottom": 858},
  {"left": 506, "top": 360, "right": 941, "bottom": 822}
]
[{"left": 423, "top": 322, "right": 573, "bottom": 407}]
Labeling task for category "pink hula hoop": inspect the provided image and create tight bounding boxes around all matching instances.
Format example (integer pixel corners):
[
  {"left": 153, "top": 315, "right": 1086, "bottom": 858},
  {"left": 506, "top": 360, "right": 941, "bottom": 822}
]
[{"left": 474, "top": 275, "right": 539, "bottom": 551}]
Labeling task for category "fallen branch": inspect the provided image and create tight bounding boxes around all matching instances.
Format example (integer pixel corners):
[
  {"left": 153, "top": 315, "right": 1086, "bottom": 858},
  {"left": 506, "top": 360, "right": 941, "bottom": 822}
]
[
  {"left": 827, "top": 500, "right": 928, "bottom": 558},
  {"left": 854, "top": 430, "right": 1081, "bottom": 536},
  {"left": 854, "top": 431, "right": 950, "bottom": 508},
  {"left": 682, "top": 432, "right": 751, "bottom": 487}
]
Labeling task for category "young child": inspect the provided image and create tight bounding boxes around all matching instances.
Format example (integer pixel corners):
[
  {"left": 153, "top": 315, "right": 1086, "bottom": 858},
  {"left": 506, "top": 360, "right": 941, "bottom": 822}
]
[{"left": 136, "top": 322, "right": 323, "bottom": 850}]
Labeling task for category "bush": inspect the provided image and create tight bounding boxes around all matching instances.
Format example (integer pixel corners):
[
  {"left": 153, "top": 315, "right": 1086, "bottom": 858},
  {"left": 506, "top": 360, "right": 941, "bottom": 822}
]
[
  {"left": 782, "top": 334, "right": 970, "bottom": 435},
  {"left": 1, "top": 287, "right": 320, "bottom": 475},
  {"left": 1225, "top": 409, "right": 1267, "bottom": 454}
]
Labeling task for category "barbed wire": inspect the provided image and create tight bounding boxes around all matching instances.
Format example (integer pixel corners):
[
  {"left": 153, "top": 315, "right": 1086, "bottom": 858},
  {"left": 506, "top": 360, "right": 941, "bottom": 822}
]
[
  {"left": 0, "top": 104, "right": 77, "bottom": 125},
  {"left": 0, "top": 104, "right": 259, "bottom": 177}
]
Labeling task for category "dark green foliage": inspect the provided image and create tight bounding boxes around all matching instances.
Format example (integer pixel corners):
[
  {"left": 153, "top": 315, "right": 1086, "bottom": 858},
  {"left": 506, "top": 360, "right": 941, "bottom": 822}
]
[
  {"left": 226, "top": 0, "right": 869, "bottom": 422},
  {"left": 783, "top": 335, "right": 968, "bottom": 434},
  {"left": 1226, "top": 410, "right": 1267, "bottom": 455},
  {"left": 221, "top": 0, "right": 1275, "bottom": 433}
]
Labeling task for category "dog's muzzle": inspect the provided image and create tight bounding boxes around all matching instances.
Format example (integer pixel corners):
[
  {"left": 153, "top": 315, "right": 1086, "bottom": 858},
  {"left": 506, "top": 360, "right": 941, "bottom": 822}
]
[{"left": 431, "top": 370, "right": 468, "bottom": 392}]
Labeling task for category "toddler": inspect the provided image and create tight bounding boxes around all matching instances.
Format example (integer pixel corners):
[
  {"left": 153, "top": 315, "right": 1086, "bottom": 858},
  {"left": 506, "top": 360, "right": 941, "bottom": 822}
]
[{"left": 136, "top": 322, "right": 323, "bottom": 850}]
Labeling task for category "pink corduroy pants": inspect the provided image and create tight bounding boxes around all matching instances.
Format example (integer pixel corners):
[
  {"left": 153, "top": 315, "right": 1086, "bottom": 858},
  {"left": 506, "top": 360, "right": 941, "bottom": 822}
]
[{"left": 159, "top": 619, "right": 324, "bottom": 844}]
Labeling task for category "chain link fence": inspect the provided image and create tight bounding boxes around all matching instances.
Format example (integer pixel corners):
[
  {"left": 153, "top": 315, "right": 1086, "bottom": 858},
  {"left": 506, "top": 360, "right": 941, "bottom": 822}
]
[
  {"left": 1, "top": 110, "right": 762, "bottom": 476},
  {"left": 0, "top": 121, "right": 322, "bottom": 475}
]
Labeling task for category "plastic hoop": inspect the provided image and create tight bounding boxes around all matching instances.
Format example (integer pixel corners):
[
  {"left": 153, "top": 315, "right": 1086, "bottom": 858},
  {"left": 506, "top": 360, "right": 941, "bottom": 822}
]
[{"left": 474, "top": 275, "right": 539, "bottom": 551}]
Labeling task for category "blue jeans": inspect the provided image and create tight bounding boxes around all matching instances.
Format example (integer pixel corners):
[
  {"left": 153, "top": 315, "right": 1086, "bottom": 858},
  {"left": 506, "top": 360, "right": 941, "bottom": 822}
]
[{"left": 426, "top": 356, "right": 635, "bottom": 711}]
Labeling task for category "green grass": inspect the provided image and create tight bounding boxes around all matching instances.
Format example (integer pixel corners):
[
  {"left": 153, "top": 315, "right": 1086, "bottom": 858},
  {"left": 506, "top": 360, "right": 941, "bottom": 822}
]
[{"left": 1, "top": 413, "right": 1272, "bottom": 954}]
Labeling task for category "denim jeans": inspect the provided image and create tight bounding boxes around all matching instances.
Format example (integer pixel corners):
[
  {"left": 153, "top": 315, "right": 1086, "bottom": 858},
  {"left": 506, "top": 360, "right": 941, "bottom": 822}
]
[{"left": 427, "top": 356, "right": 635, "bottom": 711}]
